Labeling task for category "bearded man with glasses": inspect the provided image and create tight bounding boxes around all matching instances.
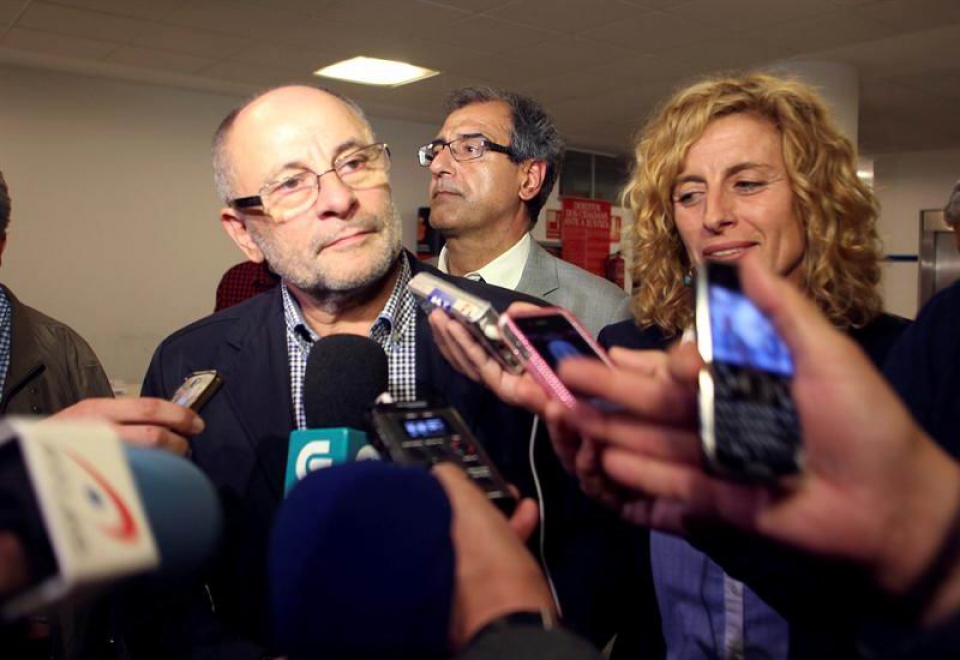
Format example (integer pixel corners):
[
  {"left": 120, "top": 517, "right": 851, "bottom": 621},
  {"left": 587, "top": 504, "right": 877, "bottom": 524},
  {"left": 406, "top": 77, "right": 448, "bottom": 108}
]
[{"left": 125, "top": 85, "right": 629, "bottom": 659}]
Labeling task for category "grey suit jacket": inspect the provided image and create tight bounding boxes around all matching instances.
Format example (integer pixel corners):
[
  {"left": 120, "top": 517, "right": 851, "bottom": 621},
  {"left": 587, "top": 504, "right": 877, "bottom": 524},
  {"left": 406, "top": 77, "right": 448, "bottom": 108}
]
[{"left": 516, "top": 239, "right": 632, "bottom": 338}]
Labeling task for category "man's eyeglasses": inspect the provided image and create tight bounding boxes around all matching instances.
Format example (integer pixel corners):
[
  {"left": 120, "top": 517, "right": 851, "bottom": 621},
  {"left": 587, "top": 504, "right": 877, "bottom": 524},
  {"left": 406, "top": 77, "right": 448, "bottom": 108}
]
[
  {"left": 417, "top": 136, "right": 515, "bottom": 167},
  {"left": 229, "top": 143, "right": 391, "bottom": 221}
]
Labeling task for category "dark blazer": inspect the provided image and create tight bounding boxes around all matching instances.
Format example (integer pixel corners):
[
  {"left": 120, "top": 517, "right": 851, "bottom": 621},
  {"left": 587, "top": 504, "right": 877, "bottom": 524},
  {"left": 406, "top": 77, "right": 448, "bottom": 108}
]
[
  {"left": 883, "top": 280, "right": 960, "bottom": 458},
  {"left": 128, "top": 255, "right": 634, "bottom": 658}
]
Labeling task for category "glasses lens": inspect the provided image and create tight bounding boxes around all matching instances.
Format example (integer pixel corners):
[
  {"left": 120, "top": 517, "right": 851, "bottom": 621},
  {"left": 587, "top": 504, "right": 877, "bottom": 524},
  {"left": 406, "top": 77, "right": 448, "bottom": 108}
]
[
  {"left": 337, "top": 144, "right": 390, "bottom": 188},
  {"left": 263, "top": 171, "right": 317, "bottom": 217},
  {"left": 260, "top": 145, "right": 391, "bottom": 221},
  {"left": 450, "top": 136, "right": 486, "bottom": 162}
]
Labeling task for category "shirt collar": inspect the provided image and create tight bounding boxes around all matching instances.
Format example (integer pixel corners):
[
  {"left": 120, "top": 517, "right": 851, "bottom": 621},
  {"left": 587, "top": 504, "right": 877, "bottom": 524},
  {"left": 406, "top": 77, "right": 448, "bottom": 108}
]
[
  {"left": 280, "top": 252, "right": 413, "bottom": 344},
  {"left": 437, "top": 232, "right": 531, "bottom": 289},
  {"left": 370, "top": 252, "right": 413, "bottom": 342}
]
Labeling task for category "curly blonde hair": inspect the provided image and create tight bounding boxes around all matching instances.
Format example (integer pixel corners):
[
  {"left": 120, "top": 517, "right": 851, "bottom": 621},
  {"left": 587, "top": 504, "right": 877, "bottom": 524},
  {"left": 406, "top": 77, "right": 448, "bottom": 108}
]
[{"left": 624, "top": 72, "right": 883, "bottom": 336}]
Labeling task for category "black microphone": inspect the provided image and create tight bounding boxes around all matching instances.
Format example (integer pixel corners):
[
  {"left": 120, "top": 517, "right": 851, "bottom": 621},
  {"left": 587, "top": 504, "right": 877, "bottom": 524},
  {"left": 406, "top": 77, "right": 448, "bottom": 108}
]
[
  {"left": 0, "top": 419, "right": 222, "bottom": 620},
  {"left": 270, "top": 461, "right": 454, "bottom": 660},
  {"left": 283, "top": 335, "right": 389, "bottom": 494}
]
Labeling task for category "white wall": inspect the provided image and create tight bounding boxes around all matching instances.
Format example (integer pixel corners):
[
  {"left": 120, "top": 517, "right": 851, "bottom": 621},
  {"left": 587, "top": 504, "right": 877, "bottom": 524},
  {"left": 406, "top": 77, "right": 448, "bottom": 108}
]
[
  {"left": 0, "top": 64, "right": 434, "bottom": 388},
  {"left": 874, "top": 148, "right": 960, "bottom": 318},
  {"left": 0, "top": 60, "right": 954, "bottom": 386}
]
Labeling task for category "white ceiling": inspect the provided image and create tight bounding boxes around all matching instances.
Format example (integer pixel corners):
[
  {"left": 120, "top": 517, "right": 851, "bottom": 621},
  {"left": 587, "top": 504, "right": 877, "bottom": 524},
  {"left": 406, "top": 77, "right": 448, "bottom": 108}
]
[{"left": 0, "top": 0, "right": 958, "bottom": 156}]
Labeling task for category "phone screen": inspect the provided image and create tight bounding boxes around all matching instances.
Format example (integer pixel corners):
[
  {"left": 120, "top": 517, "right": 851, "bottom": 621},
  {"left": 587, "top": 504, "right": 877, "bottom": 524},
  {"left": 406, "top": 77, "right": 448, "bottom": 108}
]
[
  {"left": 170, "top": 371, "right": 221, "bottom": 412},
  {"left": 511, "top": 314, "right": 604, "bottom": 372},
  {"left": 701, "top": 263, "right": 801, "bottom": 480},
  {"left": 709, "top": 285, "right": 793, "bottom": 376}
]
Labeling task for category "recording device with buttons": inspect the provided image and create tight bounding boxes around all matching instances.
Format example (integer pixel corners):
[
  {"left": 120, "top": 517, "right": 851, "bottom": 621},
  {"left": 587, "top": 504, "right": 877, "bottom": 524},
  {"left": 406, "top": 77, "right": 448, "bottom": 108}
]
[
  {"left": 368, "top": 395, "right": 517, "bottom": 515},
  {"left": 408, "top": 272, "right": 524, "bottom": 374}
]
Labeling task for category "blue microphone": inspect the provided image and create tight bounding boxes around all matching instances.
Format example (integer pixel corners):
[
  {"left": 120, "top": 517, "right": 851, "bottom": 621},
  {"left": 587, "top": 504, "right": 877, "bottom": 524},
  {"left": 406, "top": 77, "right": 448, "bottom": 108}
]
[
  {"left": 125, "top": 446, "right": 223, "bottom": 578},
  {"left": 283, "top": 335, "right": 389, "bottom": 494},
  {"left": 270, "top": 461, "right": 454, "bottom": 659}
]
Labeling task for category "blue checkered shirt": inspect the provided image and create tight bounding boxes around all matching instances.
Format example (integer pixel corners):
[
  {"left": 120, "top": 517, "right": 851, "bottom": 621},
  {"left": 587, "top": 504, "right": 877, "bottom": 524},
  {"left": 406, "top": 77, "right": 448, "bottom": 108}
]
[{"left": 282, "top": 254, "right": 418, "bottom": 429}]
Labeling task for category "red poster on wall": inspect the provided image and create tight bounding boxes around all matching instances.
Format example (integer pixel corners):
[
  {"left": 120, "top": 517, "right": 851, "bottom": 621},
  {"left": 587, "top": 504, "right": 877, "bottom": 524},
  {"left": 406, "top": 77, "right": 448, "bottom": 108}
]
[
  {"left": 560, "top": 197, "right": 611, "bottom": 277},
  {"left": 545, "top": 209, "right": 562, "bottom": 241}
]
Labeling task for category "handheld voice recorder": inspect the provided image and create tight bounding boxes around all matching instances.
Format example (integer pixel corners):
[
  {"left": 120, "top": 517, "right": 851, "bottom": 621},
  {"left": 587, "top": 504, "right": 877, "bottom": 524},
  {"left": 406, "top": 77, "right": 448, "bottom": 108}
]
[
  {"left": 408, "top": 272, "right": 524, "bottom": 374},
  {"left": 368, "top": 397, "right": 517, "bottom": 515}
]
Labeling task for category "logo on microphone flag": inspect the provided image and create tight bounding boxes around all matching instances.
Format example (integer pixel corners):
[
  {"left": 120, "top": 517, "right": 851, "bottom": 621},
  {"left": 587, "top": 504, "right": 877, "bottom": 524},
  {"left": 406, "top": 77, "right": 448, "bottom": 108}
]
[{"left": 284, "top": 429, "right": 373, "bottom": 495}]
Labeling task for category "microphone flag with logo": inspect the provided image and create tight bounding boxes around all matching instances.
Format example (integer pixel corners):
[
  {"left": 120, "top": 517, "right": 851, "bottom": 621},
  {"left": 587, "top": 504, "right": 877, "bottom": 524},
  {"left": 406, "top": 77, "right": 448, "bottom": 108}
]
[
  {"left": 283, "top": 334, "right": 389, "bottom": 494},
  {"left": 0, "top": 419, "right": 222, "bottom": 620}
]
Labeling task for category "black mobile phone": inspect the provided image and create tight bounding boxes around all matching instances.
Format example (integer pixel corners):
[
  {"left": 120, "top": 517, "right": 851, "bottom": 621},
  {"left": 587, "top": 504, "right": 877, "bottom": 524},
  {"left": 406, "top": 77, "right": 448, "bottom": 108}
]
[
  {"left": 695, "top": 262, "right": 802, "bottom": 481},
  {"left": 170, "top": 370, "right": 222, "bottom": 413},
  {"left": 368, "top": 398, "right": 517, "bottom": 515}
]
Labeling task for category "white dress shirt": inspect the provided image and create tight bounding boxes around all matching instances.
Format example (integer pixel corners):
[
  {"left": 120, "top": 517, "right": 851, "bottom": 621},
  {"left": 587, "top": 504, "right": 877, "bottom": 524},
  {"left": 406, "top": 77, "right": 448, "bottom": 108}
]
[{"left": 437, "top": 233, "right": 531, "bottom": 290}]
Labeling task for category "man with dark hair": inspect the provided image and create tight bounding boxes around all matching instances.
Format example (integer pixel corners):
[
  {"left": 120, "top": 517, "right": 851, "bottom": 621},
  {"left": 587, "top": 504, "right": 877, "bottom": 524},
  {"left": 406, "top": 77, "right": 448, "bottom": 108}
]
[
  {"left": 883, "top": 178, "right": 960, "bottom": 458},
  {"left": 420, "top": 86, "right": 629, "bottom": 337},
  {"left": 130, "top": 85, "right": 631, "bottom": 658}
]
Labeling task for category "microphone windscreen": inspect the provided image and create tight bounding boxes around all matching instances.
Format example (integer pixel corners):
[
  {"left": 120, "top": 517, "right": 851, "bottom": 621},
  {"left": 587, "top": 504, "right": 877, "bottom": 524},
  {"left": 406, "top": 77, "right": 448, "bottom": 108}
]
[
  {"left": 125, "top": 447, "right": 222, "bottom": 576},
  {"left": 269, "top": 461, "right": 453, "bottom": 660},
  {"left": 303, "top": 335, "right": 389, "bottom": 430}
]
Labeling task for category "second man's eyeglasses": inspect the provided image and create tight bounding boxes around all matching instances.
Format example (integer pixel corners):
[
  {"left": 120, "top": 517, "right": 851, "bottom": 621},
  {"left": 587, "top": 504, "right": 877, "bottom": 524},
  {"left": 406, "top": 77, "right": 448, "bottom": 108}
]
[{"left": 417, "top": 136, "right": 515, "bottom": 167}]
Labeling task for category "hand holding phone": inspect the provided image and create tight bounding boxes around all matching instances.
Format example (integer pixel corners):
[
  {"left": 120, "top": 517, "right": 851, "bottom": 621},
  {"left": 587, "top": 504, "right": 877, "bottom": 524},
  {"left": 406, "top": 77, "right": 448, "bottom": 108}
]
[
  {"left": 696, "top": 262, "right": 802, "bottom": 481},
  {"left": 170, "top": 370, "right": 222, "bottom": 413},
  {"left": 499, "top": 307, "right": 613, "bottom": 410}
]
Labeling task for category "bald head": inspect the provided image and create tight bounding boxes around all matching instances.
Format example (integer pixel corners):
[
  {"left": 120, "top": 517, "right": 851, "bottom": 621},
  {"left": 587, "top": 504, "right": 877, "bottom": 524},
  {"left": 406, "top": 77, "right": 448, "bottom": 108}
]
[{"left": 212, "top": 85, "right": 372, "bottom": 204}]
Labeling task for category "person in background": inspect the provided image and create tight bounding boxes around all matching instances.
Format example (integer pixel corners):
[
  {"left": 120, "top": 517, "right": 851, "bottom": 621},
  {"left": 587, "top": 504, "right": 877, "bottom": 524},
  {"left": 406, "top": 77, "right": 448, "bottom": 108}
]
[
  {"left": 882, "top": 179, "right": 960, "bottom": 457},
  {"left": 0, "top": 169, "right": 202, "bottom": 659},
  {"left": 214, "top": 260, "right": 280, "bottom": 311},
  {"left": 422, "top": 86, "right": 630, "bottom": 338},
  {"left": 945, "top": 179, "right": 960, "bottom": 252},
  {"left": 0, "top": 169, "right": 113, "bottom": 418}
]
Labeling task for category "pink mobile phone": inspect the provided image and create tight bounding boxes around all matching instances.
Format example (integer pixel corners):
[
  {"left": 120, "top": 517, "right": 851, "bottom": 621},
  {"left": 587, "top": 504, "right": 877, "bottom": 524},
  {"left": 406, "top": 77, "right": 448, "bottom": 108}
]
[{"left": 498, "top": 307, "right": 613, "bottom": 409}]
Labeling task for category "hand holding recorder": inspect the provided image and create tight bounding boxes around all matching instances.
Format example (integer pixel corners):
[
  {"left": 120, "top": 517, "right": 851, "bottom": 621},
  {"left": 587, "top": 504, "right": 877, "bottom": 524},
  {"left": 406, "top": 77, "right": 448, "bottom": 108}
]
[
  {"left": 415, "top": 272, "right": 614, "bottom": 415},
  {"left": 416, "top": 274, "right": 622, "bottom": 506}
]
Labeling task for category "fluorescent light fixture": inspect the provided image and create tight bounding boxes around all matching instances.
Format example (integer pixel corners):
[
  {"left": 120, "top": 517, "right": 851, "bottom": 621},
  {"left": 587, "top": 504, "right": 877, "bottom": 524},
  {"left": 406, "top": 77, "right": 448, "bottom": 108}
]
[{"left": 314, "top": 56, "right": 439, "bottom": 87}]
